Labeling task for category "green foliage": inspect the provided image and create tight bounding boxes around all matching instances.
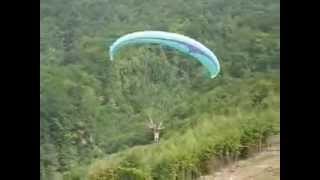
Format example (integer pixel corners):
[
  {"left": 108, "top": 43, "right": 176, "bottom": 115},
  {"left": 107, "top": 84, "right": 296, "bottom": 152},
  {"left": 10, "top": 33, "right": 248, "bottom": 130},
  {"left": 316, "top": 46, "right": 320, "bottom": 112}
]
[
  {"left": 41, "top": 0, "right": 279, "bottom": 179},
  {"left": 87, "top": 93, "right": 279, "bottom": 180}
]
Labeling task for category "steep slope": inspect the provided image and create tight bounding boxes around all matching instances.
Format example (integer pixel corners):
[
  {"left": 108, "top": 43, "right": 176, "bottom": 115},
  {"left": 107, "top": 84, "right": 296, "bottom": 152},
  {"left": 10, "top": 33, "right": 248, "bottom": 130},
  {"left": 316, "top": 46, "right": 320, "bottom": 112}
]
[{"left": 201, "top": 135, "right": 279, "bottom": 180}]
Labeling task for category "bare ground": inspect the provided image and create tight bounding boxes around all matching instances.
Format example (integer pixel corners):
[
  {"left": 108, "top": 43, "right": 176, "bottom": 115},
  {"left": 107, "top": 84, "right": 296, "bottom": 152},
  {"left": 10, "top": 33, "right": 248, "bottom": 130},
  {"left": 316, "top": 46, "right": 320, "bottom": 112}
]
[{"left": 200, "top": 136, "right": 280, "bottom": 180}]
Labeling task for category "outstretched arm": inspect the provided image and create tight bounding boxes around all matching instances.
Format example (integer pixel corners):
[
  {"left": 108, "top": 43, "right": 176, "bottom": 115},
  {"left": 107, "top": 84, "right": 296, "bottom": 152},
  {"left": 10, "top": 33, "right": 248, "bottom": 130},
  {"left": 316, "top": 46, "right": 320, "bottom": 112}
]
[
  {"left": 147, "top": 115, "right": 155, "bottom": 129},
  {"left": 158, "top": 121, "right": 165, "bottom": 130}
]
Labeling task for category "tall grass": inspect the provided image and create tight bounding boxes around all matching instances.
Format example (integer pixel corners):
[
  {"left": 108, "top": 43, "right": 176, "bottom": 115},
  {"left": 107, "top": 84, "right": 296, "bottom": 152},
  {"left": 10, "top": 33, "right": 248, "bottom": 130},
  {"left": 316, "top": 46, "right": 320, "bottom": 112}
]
[
  {"left": 86, "top": 109, "right": 279, "bottom": 179},
  {"left": 64, "top": 76, "right": 279, "bottom": 180}
]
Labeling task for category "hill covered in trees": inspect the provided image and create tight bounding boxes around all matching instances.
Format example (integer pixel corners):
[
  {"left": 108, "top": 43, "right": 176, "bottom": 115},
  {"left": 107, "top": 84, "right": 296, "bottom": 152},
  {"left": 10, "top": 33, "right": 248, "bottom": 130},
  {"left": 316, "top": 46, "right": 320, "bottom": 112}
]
[{"left": 40, "top": 0, "right": 279, "bottom": 179}]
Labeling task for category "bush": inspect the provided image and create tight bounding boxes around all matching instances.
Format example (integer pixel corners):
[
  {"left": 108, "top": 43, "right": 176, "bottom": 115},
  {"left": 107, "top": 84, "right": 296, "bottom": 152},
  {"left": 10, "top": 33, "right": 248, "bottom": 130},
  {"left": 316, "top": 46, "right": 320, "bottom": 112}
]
[{"left": 87, "top": 109, "right": 279, "bottom": 180}]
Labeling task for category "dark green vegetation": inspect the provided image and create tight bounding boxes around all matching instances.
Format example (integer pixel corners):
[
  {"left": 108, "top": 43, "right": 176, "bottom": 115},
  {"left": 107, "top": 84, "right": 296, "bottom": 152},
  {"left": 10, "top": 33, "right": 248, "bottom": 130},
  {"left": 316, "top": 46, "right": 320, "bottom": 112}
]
[{"left": 40, "top": 0, "right": 279, "bottom": 179}]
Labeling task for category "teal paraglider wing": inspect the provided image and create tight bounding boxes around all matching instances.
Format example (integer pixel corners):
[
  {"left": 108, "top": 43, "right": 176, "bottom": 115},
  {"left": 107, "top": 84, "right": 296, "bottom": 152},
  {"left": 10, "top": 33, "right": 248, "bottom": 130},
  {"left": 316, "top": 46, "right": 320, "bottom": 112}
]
[{"left": 109, "top": 31, "right": 220, "bottom": 79}]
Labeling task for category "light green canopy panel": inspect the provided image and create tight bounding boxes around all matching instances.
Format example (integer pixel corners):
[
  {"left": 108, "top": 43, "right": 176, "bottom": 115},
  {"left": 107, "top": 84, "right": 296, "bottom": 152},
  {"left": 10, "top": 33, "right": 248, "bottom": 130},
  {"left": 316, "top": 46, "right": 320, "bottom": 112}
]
[{"left": 109, "top": 31, "right": 220, "bottom": 79}]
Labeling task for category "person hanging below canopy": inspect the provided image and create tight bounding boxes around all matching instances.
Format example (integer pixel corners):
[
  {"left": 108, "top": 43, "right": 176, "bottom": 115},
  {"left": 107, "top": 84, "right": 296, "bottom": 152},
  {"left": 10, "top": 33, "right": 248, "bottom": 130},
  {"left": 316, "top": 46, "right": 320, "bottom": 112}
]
[{"left": 147, "top": 116, "right": 165, "bottom": 144}]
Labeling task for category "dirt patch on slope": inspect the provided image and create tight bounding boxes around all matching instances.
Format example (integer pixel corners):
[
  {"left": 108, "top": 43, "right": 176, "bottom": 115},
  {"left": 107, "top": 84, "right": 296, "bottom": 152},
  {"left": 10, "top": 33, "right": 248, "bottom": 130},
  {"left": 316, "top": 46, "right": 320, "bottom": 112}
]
[{"left": 199, "top": 135, "right": 280, "bottom": 180}]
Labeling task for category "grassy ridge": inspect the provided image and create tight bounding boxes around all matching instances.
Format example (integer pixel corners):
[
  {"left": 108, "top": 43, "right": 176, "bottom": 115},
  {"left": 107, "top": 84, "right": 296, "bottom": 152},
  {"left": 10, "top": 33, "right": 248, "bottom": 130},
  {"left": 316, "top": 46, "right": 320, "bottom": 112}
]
[{"left": 64, "top": 75, "right": 279, "bottom": 180}]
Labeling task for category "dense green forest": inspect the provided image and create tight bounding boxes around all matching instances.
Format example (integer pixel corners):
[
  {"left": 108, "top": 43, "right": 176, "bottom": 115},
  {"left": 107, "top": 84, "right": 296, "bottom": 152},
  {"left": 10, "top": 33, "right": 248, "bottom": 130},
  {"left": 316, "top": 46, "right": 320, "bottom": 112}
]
[{"left": 40, "top": 0, "right": 279, "bottom": 179}]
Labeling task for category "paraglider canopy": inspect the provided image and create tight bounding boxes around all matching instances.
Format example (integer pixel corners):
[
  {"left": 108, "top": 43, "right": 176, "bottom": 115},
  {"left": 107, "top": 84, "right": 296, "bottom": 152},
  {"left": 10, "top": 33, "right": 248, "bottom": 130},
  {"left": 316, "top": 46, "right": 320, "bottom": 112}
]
[{"left": 109, "top": 31, "right": 220, "bottom": 79}]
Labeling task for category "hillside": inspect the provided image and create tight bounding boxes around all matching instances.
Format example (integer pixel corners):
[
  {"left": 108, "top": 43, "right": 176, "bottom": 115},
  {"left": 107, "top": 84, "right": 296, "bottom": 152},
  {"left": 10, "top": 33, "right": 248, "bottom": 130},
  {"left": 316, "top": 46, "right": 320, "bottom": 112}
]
[
  {"left": 40, "top": 0, "right": 279, "bottom": 179},
  {"left": 201, "top": 135, "right": 280, "bottom": 180}
]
